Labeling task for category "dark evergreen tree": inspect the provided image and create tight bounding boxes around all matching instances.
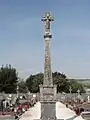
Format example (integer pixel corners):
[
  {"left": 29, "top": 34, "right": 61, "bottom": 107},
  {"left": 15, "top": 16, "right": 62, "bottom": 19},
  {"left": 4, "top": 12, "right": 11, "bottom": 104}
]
[
  {"left": 18, "top": 79, "right": 28, "bottom": 93},
  {"left": 0, "top": 64, "right": 18, "bottom": 93}
]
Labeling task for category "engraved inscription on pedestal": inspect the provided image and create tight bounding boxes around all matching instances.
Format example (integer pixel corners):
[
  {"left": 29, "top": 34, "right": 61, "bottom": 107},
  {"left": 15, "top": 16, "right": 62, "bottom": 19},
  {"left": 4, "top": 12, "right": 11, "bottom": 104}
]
[{"left": 40, "top": 85, "right": 57, "bottom": 102}]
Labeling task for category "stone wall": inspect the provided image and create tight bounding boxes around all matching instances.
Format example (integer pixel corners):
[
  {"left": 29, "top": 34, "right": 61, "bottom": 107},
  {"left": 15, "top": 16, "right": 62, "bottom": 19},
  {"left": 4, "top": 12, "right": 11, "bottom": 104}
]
[{"left": 0, "top": 92, "right": 89, "bottom": 102}]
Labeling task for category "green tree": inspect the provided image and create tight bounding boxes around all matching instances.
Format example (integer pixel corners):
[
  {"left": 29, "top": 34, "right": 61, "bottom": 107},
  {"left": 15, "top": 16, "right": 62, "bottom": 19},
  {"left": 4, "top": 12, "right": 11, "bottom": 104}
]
[
  {"left": 18, "top": 79, "right": 28, "bottom": 93},
  {"left": 53, "top": 72, "right": 69, "bottom": 93},
  {"left": 26, "top": 72, "right": 69, "bottom": 93},
  {"left": 69, "top": 79, "right": 85, "bottom": 93},
  {"left": 26, "top": 73, "right": 43, "bottom": 93},
  {"left": 26, "top": 72, "right": 85, "bottom": 93},
  {"left": 0, "top": 64, "right": 18, "bottom": 93}
]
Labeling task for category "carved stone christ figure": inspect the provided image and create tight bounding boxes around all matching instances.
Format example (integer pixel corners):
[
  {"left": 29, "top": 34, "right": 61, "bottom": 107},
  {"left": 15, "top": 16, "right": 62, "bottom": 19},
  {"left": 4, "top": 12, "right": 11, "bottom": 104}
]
[
  {"left": 45, "top": 19, "right": 50, "bottom": 30},
  {"left": 42, "top": 12, "right": 54, "bottom": 34}
]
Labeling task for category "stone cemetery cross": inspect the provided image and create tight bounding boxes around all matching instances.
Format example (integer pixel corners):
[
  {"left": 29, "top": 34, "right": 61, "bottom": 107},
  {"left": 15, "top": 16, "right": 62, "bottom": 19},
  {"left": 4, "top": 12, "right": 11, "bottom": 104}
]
[
  {"left": 77, "top": 89, "right": 80, "bottom": 95},
  {"left": 69, "top": 86, "right": 72, "bottom": 94},
  {"left": 35, "top": 12, "right": 60, "bottom": 120},
  {"left": 17, "top": 85, "right": 19, "bottom": 98},
  {"left": 41, "top": 12, "right": 54, "bottom": 86},
  {"left": 77, "top": 89, "right": 80, "bottom": 100}
]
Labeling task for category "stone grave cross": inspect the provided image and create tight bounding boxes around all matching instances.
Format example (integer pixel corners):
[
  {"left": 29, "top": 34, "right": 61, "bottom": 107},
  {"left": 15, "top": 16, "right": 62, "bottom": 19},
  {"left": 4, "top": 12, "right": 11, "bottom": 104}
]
[
  {"left": 41, "top": 12, "right": 54, "bottom": 86},
  {"left": 69, "top": 86, "right": 72, "bottom": 94}
]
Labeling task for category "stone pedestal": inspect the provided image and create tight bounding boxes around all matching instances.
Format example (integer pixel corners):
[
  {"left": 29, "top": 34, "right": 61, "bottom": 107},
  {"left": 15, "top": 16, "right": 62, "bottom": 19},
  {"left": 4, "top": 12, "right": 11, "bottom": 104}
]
[
  {"left": 40, "top": 101, "right": 56, "bottom": 120},
  {"left": 40, "top": 85, "right": 57, "bottom": 102},
  {"left": 37, "top": 85, "right": 59, "bottom": 120}
]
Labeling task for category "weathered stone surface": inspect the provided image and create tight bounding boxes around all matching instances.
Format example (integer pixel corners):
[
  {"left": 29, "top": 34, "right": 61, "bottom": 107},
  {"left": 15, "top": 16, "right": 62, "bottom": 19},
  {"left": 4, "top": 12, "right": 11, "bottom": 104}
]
[
  {"left": 37, "top": 12, "right": 58, "bottom": 120},
  {"left": 40, "top": 85, "right": 57, "bottom": 102},
  {"left": 41, "top": 102, "right": 56, "bottom": 120},
  {"left": 44, "top": 37, "right": 52, "bottom": 86}
]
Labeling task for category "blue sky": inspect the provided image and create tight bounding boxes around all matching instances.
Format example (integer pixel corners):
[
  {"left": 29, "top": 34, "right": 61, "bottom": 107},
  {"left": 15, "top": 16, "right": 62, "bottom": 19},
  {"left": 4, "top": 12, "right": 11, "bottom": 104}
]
[{"left": 0, "top": 0, "right": 90, "bottom": 79}]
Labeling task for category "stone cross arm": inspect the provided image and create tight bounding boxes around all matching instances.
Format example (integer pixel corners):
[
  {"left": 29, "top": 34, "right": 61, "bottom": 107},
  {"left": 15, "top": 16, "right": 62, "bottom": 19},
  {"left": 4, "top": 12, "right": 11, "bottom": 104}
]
[
  {"left": 41, "top": 12, "right": 54, "bottom": 22},
  {"left": 41, "top": 12, "right": 54, "bottom": 30}
]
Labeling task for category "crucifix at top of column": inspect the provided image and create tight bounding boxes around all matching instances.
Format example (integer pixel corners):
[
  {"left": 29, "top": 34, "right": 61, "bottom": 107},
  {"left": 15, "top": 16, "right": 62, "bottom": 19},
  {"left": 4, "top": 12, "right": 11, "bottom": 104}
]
[{"left": 41, "top": 12, "right": 54, "bottom": 34}]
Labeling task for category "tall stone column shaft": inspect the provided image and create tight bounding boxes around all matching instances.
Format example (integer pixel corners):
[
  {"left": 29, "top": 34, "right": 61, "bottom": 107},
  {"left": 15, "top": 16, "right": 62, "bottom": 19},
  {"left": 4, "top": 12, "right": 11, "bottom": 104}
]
[{"left": 44, "top": 35, "right": 52, "bottom": 86}]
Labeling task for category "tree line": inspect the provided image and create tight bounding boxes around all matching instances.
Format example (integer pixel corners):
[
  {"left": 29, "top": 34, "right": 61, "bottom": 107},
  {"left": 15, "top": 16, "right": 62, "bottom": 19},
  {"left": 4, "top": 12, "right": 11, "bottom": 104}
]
[{"left": 0, "top": 64, "right": 86, "bottom": 93}]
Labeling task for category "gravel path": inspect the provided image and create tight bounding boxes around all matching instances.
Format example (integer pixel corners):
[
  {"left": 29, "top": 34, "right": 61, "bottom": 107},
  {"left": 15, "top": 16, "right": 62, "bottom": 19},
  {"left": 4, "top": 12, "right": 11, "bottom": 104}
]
[
  {"left": 19, "top": 102, "right": 84, "bottom": 120},
  {"left": 0, "top": 116, "right": 14, "bottom": 120}
]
